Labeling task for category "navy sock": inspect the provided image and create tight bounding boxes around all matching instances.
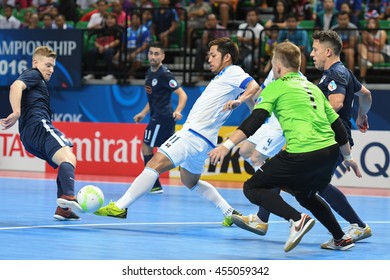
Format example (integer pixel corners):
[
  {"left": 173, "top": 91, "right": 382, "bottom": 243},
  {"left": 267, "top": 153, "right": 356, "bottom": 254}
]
[
  {"left": 56, "top": 177, "right": 63, "bottom": 198},
  {"left": 319, "top": 183, "right": 365, "bottom": 228},
  {"left": 143, "top": 154, "right": 161, "bottom": 188},
  {"left": 57, "top": 162, "right": 75, "bottom": 197}
]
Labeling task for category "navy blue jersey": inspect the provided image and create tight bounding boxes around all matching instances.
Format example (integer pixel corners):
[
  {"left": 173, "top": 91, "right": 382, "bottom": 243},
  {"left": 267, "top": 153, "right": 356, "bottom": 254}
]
[
  {"left": 317, "top": 61, "right": 362, "bottom": 145},
  {"left": 15, "top": 67, "right": 72, "bottom": 168},
  {"left": 144, "top": 65, "right": 180, "bottom": 120},
  {"left": 17, "top": 68, "right": 52, "bottom": 132}
]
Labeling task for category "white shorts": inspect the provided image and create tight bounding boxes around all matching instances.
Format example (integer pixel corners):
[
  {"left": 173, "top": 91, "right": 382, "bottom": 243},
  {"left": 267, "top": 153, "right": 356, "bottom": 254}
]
[
  {"left": 247, "top": 122, "right": 285, "bottom": 158},
  {"left": 158, "top": 129, "right": 212, "bottom": 174}
]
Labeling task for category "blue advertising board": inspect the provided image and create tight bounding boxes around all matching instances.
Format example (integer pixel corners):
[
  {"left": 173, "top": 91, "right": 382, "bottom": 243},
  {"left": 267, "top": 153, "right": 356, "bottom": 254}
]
[{"left": 0, "top": 29, "right": 83, "bottom": 88}]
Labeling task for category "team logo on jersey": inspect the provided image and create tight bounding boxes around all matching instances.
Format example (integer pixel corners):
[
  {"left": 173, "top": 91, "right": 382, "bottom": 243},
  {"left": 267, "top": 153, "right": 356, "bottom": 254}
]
[
  {"left": 328, "top": 80, "right": 337, "bottom": 91},
  {"left": 169, "top": 79, "right": 177, "bottom": 88},
  {"left": 152, "top": 78, "right": 158, "bottom": 86},
  {"left": 319, "top": 75, "right": 326, "bottom": 84},
  {"left": 257, "top": 96, "right": 263, "bottom": 104}
]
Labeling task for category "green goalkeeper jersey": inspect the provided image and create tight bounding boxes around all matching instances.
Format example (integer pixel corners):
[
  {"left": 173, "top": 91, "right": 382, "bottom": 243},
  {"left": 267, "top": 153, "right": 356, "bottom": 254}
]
[{"left": 254, "top": 72, "right": 339, "bottom": 153}]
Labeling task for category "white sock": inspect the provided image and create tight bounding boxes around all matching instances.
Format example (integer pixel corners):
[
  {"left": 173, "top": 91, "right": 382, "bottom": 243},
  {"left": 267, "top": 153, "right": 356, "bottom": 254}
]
[
  {"left": 116, "top": 168, "right": 159, "bottom": 209},
  {"left": 191, "top": 180, "right": 234, "bottom": 216}
]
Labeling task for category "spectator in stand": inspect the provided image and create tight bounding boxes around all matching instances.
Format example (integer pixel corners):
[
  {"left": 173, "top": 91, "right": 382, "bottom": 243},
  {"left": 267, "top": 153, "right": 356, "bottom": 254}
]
[
  {"left": 358, "top": 17, "right": 390, "bottom": 83},
  {"left": 49, "top": 6, "right": 59, "bottom": 20},
  {"left": 23, "top": 13, "right": 40, "bottom": 29},
  {"left": 41, "top": 13, "right": 54, "bottom": 28},
  {"left": 115, "top": 12, "right": 152, "bottom": 79},
  {"left": 277, "top": 13, "right": 310, "bottom": 74},
  {"left": 20, "top": 9, "right": 33, "bottom": 29},
  {"left": 0, "top": 5, "right": 22, "bottom": 29},
  {"left": 312, "top": 0, "right": 324, "bottom": 19},
  {"left": 37, "top": 0, "right": 58, "bottom": 20},
  {"left": 58, "top": 0, "right": 79, "bottom": 23},
  {"left": 185, "top": 0, "right": 212, "bottom": 48},
  {"left": 139, "top": 0, "right": 154, "bottom": 8},
  {"left": 262, "top": 24, "right": 279, "bottom": 74},
  {"left": 83, "top": 12, "right": 123, "bottom": 82},
  {"left": 32, "top": 0, "right": 53, "bottom": 8},
  {"left": 264, "top": 0, "right": 289, "bottom": 30},
  {"left": 151, "top": 0, "right": 179, "bottom": 48},
  {"left": 111, "top": 0, "right": 128, "bottom": 27},
  {"left": 194, "top": 13, "right": 229, "bottom": 81},
  {"left": 290, "top": 0, "right": 313, "bottom": 21},
  {"left": 142, "top": 9, "right": 153, "bottom": 29},
  {"left": 339, "top": 2, "right": 359, "bottom": 27},
  {"left": 314, "top": 0, "right": 338, "bottom": 30},
  {"left": 331, "top": 10, "right": 359, "bottom": 72},
  {"left": 18, "top": 0, "right": 34, "bottom": 9},
  {"left": 364, "top": 0, "right": 385, "bottom": 20},
  {"left": 335, "top": 0, "right": 362, "bottom": 19},
  {"left": 76, "top": 0, "right": 97, "bottom": 10},
  {"left": 209, "top": 0, "right": 237, "bottom": 28},
  {"left": 236, "top": 8, "right": 264, "bottom": 74},
  {"left": 366, "top": 0, "right": 389, "bottom": 20},
  {"left": 122, "top": 0, "right": 138, "bottom": 11},
  {"left": 53, "top": 14, "right": 74, "bottom": 29},
  {"left": 87, "top": 0, "right": 109, "bottom": 29}
]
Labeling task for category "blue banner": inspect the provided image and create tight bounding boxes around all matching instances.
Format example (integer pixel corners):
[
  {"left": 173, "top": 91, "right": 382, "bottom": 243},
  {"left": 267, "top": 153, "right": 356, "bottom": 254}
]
[
  {"left": 0, "top": 29, "right": 83, "bottom": 88},
  {"left": 46, "top": 85, "right": 252, "bottom": 125},
  {"left": 1, "top": 85, "right": 389, "bottom": 130}
]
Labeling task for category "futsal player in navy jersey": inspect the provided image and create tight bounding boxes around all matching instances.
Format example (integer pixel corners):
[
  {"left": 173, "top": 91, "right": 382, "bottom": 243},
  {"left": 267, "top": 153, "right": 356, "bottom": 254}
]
[
  {"left": 1, "top": 46, "right": 82, "bottom": 221},
  {"left": 133, "top": 41, "right": 188, "bottom": 194},
  {"left": 312, "top": 30, "right": 372, "bottom": 245}
]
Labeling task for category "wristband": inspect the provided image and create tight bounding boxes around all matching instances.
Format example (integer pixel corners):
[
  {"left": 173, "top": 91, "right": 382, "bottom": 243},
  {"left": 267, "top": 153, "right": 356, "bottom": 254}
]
[
  {"left": 344, "top": 154, "right": 353, "bottom": 161},
  {"left": 222, "top": 139, "right": 235, "bottom": 150}
]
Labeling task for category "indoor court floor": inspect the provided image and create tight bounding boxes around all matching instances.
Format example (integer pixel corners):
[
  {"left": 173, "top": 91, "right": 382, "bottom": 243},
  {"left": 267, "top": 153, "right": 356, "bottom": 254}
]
[{"left": 0, "top": 170, "right": 389, "bottom": 261}]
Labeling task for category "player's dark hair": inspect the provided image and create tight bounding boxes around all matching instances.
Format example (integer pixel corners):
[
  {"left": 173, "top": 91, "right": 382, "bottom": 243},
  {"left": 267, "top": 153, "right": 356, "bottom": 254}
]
[
  {"left": 208, "top": 37, "right": 239, "bottom": 64},
  {"left": 312, "top": 30, "right": 342, "bottom": 56},
  {"left": 149, "top": 41, "right": 165, "bottom": 53}
]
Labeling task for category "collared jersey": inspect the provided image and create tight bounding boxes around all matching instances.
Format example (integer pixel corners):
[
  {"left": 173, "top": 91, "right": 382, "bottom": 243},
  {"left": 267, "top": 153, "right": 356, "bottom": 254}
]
[
  {"left": 317, "top": 61, "right": 362, "bottom": 145},
  {"left": 182, "top": 65, "right": 253, "bottom": 145},
  {"left": 17, "top": 68, "right": 52, "bottom": 132},
  {"left": 145, "top": 65, "right": 180, "bottom": 120},
  {"left": 254, "top": 72, "right": 339, "bottom": 153}
]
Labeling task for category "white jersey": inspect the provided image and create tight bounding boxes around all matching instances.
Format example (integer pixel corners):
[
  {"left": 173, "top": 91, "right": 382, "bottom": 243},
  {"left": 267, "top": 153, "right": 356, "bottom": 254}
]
[
  {"left": 182, "top": 65, "right": 253, "bottom": 145},
  {"left": 259, "top": 71, "right": 281, "bottom": 129}
]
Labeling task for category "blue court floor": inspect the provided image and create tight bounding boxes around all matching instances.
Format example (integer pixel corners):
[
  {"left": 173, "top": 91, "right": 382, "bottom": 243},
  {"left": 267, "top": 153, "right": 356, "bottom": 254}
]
[{"left": 0, "top": 174, "right": 389, "bottom": 261}]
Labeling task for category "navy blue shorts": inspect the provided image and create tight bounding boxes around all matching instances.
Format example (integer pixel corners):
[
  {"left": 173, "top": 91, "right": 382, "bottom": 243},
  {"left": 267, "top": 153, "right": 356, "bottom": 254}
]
[
  {"left": 20, "top": 119, "right": 73, "bottom": 168},
  {"left": 143, "top": 117, "right": 175, "bottom": 148}
]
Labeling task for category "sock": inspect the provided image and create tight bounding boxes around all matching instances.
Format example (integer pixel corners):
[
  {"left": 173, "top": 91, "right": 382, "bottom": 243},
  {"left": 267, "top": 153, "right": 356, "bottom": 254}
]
[
  {"left": 116, "top": 168, "right": 159, "bottom": 209},
  {"left": 143, "top": 154, "right": 162, "bottom": 188},
  {"left": 57, "top": 162, "right": 75, "bottom": 197},
  {"left": 56, "top": 177, "right": 63, "bottom": 198},
  {"left": 319, "top": 183, "right": 366, "bottom": 228},
  {"left": 191, "top": 180, "right": 233, "bottom": 216}
]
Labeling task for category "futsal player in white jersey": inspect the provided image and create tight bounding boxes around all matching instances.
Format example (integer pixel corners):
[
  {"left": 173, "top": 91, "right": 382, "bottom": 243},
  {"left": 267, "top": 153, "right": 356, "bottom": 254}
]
[
  {"left": 239, "top": 71, "right": 285, "bottom": 171},
  {"left": 93, "top": 37, "right": 260, "bottom": 224}
]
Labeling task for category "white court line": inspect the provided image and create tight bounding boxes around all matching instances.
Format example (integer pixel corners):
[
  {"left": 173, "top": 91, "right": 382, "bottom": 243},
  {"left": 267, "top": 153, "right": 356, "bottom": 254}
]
[{"left": 1, "top": 220, "right": 389, "bottom": 231}]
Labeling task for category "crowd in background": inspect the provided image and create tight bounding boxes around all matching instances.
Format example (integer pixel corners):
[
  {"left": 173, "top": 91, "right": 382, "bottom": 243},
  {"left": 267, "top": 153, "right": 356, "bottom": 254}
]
[{"left": 1, "top": 0, "right": 390, "bottom": 83}]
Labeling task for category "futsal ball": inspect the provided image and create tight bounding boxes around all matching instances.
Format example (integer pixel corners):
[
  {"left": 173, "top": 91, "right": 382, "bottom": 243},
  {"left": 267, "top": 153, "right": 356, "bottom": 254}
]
[{"left": 77, "top": 185, "right": 104, "bottom": 213}]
